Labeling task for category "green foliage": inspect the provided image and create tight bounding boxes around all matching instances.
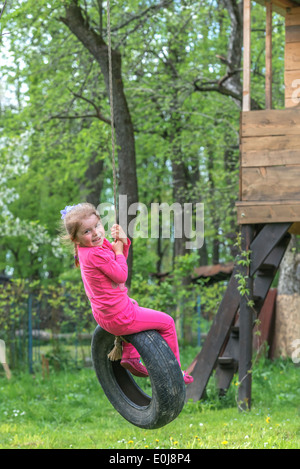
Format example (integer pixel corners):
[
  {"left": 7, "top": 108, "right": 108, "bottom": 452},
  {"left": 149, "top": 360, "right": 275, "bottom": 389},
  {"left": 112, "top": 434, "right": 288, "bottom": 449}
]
[
  {"left": 130, "top": 252, "right": 226, "bottom": 342},
  {"left": 0, "top": 0, "right": 254, "bottom": 280},
  {"left": 0, "top": 1, "right": 288, "bottom": 349},
  {"left": 234, "top": 231, "right": 256, "bottom": 310}
]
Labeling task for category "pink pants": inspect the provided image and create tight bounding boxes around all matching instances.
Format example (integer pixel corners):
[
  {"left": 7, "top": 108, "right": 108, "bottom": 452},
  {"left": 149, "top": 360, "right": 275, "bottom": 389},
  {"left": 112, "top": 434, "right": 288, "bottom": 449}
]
[{"left": 98, "top": 302, "right": 181, "bottom": 367}]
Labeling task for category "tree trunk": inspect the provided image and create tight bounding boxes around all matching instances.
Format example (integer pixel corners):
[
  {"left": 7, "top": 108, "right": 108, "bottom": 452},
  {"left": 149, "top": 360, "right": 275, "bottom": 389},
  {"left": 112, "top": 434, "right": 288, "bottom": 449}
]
[
  {"left": 277, "top": 236, "right": 300, "bottom": 296},
  {"left": 222, "top": 0, "right": 243, "bottom": 103},
  {"left": 80, "top": 151, "right": 105, "bottom": 207},
  {"left": 275, "top": 235, "right": 300, "bottom": 358},
  {"left": 60, "top": 2, "right": 138, "bottom": 283}
]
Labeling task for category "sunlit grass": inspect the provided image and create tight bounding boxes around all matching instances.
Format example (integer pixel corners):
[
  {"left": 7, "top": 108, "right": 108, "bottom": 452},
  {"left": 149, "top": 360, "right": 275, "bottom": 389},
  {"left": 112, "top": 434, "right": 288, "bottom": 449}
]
[{"left": 0, "top": 353, "right": 299, "bottom": 449}]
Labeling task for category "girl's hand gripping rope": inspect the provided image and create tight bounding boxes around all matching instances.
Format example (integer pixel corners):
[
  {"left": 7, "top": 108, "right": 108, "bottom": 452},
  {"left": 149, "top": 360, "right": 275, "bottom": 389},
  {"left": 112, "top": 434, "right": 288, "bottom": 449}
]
[{"left": 111, "top": 224, "right": 128, "bottom": 245}]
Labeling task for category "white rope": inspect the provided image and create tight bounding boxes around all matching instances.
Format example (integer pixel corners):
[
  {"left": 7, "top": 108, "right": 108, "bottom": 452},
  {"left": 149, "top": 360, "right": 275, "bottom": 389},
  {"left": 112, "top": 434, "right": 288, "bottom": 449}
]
[
  {"left": 106, "top": 0, "right": 117, "bottom": 224},
  {"left": 106, "top": 1, "right": 122, "bottom": 360}
]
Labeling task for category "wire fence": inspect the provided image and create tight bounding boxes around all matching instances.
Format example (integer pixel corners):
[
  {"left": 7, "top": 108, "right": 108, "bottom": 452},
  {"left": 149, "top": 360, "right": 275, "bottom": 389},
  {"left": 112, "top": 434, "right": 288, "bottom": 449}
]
[
  {"left": 0, "top": 277, "right": 95, "bottom": 374},
  {"left": 0, "top": 273, "right": 221, "bottom": 375}
]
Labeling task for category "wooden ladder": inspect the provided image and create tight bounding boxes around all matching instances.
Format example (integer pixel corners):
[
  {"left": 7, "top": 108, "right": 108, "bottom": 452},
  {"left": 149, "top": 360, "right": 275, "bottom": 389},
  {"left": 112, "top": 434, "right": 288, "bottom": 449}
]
[{"left": 186, "top": 223, "right": 291, "bottom": 404}]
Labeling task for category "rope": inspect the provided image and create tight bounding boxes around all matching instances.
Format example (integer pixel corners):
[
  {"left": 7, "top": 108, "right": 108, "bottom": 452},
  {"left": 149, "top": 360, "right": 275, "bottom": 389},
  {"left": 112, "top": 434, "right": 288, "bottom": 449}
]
[
  {"left": 106, "top": 0, "right": 118, "bottom": 225},
  {"left": 107, "top": 336, "right": 123, "bottom": 361},
  {"left": 106, "top": 0, "right": 122, "bottom": 362}
]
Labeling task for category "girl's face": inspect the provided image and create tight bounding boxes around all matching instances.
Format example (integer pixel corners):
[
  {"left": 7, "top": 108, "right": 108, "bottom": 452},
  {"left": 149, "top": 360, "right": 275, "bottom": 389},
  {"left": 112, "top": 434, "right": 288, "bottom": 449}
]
[{"left": 75, "top": 214, "right": 105, "bottom": 248}]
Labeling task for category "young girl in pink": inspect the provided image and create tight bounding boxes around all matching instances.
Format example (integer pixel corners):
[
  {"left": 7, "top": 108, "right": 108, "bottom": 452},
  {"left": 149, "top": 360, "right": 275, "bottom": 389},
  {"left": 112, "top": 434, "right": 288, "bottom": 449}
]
[{"left": 61, "top": 203, "right": 193, "bottom": 384}]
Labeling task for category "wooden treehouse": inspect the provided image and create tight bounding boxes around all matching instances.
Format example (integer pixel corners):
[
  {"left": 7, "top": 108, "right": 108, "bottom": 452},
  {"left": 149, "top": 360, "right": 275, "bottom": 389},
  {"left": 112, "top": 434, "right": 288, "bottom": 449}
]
[{"left": 186, "top": 0, "right": 300, "bottom": 409}]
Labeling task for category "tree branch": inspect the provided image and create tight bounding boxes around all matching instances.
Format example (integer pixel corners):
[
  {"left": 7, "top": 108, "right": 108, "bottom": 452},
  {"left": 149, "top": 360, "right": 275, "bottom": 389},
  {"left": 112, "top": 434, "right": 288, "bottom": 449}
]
[
  {"left": 111, "top": 0, "right": 173, "bottom": 33},
  {"left": 0, "top": 0, "right": 7, "bottom": 21},
  {"left": 193, "top": 77, "right": 242, "bottom": 102},
  {"left": 218, "top": 68, "right": 243, "bottom": 87},
  {"left": 59, "top": 2, "right": 106, "bottom": 58},
  {"left": 192, "top": 1, "right": 261, "bottom": 110},
  {"left": 97, "top": 0, "right": 103, "bottom": 36},
  {"left": 49, "top": 86, "right": 112, "bottom": 125},
  {"left": 50, "top": 113, "right": 100, "bottom": 120},
  {"left": 69, "top": 90, "right": 111, "bottom": 124}
]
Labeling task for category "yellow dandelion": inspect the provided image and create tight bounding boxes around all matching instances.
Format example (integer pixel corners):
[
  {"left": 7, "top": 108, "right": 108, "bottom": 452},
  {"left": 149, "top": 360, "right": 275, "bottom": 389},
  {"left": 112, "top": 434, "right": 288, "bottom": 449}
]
[
  {"left": 174, "top": 441, "right": 178, "bottom": 445},
  {"left": 221, "top": 440, "right": 228, "bottom": 445},
  {"left": 128, "top": 440, "right": 134, "bottom": 444},
  {"left": 266, "top": 416, "right": 271, "bottom": 423},
  {"left": 155, "top": 439, "right": 159, "bottom": 443},
  {"left": 144, "top": 445, "right": 149, "bottom": 448}
]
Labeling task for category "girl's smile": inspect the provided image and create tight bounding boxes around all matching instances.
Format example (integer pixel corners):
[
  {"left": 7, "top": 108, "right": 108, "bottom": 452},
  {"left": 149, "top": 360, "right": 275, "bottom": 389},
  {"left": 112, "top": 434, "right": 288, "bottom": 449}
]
[{"left": 75, "top": 214, "right": 105, "bottom": 247}]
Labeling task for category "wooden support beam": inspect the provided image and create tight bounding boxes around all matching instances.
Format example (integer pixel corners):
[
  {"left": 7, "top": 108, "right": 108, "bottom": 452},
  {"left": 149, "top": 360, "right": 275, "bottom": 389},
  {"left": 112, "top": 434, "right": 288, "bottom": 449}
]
[
  {"left": 185, "top": 270, "right": 240, "bottom": 402},
  {"left": 243, "top": 0, "right": 251, "bottom": 111},
  {"left": 215, "top": 232, "right": 291, "bottom": 396},
  {"left": 249, "top": 223, "right": 292, "bottom": 276},
  {"left": 253, "top": 233, "right": 291, "bottom": 308},
  {"left": 265, "top": 1, "right": 272, "bottom": 109},
  {"left": 186, "top": 225, "right": 292, "bottom": 404}
]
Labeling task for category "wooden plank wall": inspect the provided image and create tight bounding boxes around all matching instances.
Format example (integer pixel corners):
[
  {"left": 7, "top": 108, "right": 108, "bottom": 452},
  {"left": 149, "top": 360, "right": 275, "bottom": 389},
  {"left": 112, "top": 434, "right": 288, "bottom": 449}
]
[
  {"left": 236, "top": 5, "right": 300, "bottom": 227},
  {"left": 240, "top": 109, "right": 300, "bottom": 202},
  {"left": 285, "top": 7, "right": 300, "bottom": 107},
  {"left": 237, "top": 108, "right": 300, "bottom": 224}
]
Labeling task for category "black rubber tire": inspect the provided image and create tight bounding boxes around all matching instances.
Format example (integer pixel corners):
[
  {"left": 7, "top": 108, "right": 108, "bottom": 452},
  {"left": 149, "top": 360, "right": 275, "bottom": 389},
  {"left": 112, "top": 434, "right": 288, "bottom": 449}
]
[{"left": 91, "top": 325, "right": 186, "bottom": 429}]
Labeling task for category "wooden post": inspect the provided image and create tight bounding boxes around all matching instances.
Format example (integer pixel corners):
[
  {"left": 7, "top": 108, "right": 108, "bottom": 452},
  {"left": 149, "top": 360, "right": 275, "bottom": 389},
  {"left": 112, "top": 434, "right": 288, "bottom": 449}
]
[
  {"left": 243, "top": 0, "right": 251, "bottom": 111},
  {"left": 265, "top": 1, "right": 272, "bottom": 109},
  {"left": 0, "top": 340, "right": 11, "bottom": 380},
  {"left": 42, "top": 354, "right": 49, "bottom": 379},
  {"left": 238, "top": 225, "right": 254, "bottom": 410},
  {"left": 28, "top": 293, "right": 33, "bottom": 374}
]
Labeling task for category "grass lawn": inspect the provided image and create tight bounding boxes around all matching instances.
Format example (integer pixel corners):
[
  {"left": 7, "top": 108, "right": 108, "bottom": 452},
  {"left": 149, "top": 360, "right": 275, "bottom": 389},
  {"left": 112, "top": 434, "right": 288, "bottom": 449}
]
[{"left": 0, "top": 350, "right": 299, "bottom": 450}]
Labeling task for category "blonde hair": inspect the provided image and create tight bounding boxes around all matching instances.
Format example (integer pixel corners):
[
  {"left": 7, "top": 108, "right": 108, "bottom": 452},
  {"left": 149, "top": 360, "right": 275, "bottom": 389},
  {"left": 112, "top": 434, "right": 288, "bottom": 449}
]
[{"left": 60, "top": 203, "right": 100, "bottom": 267}]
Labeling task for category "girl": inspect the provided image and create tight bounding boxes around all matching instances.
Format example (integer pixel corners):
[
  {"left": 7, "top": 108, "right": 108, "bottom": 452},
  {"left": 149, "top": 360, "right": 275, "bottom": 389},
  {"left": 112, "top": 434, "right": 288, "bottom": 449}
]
[{"left": 61, "top": 202, "right": 193, "bottom": 384}]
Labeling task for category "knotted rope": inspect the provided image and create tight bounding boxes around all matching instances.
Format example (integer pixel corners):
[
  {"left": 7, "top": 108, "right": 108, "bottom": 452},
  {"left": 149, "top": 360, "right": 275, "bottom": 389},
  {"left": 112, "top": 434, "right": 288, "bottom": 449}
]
[
  {"left": 107, "top": 336, "right": 123, "bottom": 361},
  {"left": 106, "top": 0, "right": 123, "bottom": 361}
]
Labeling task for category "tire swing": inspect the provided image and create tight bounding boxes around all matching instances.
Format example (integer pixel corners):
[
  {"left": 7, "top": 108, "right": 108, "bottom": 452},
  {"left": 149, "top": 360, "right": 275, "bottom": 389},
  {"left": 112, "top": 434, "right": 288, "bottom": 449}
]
[
  {"left": 91, "top": 2, "right": 185, "bottom": 429},
  {"left": 91, "top": 326, "right": 186, "bottom": 429}
]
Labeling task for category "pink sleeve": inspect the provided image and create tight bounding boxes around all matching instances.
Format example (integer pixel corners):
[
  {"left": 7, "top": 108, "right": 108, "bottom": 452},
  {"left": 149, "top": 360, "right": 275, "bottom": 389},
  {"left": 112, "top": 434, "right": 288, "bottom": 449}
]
[
  {"left": 122, "top": 238, "right": 131, "bottom": 259},
  {"left": 88, "top": 246, "right": 128, "bottom": 284},
  {"left": 104, "top": 237, "right": 131, "bottom": 260}
]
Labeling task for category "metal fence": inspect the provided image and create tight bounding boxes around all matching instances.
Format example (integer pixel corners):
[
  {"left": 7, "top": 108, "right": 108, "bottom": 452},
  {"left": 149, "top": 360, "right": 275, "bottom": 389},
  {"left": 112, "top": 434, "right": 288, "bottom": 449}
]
[{"left": 0, "top": 277, "right": 95, "bottom": 374}]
